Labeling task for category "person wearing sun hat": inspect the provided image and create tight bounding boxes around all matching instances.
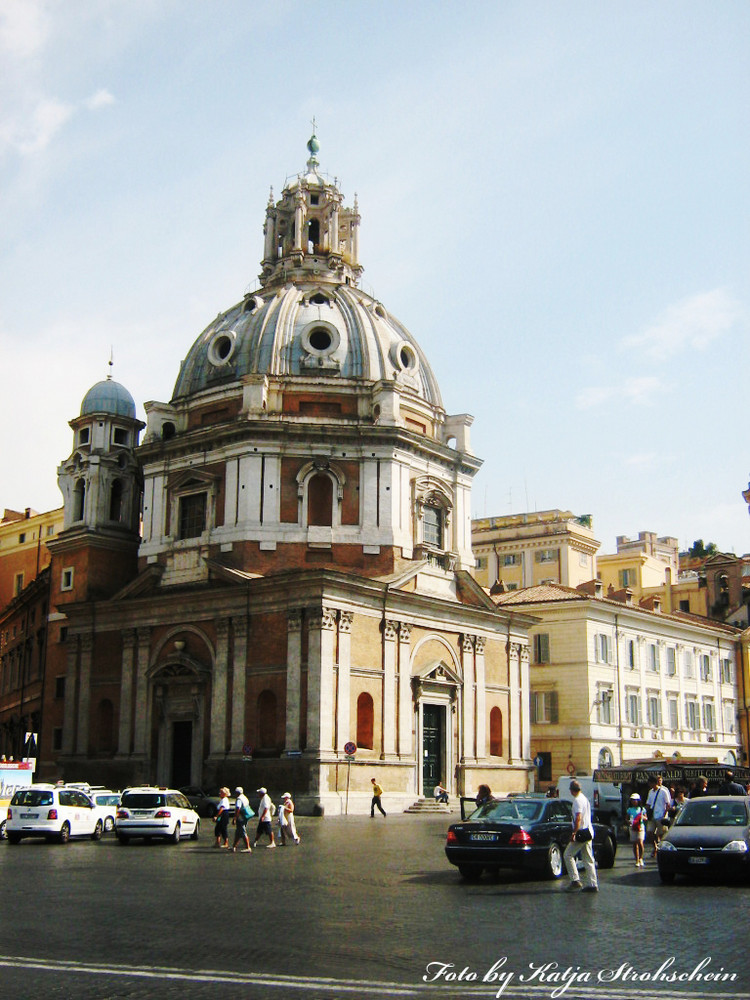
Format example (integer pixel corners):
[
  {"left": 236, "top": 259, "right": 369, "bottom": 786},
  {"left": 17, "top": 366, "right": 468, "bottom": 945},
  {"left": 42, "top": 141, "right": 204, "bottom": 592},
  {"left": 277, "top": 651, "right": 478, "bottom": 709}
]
[
  {"left": 253, "top": 786, "right": 276, "bottom": 848},
  {"left": 232, "top": 786, "right": 252, "bottom": 853},
  {"left": 278, "top": 792, "right": 300, "bottom": 845},
  {"left": 626, "top": 792, "right": 647, "bottom": 868}
]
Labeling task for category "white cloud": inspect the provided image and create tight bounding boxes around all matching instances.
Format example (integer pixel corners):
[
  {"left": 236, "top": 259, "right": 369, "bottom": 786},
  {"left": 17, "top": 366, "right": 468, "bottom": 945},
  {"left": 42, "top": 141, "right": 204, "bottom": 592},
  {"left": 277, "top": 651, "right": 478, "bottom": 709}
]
[
  {"left": 0, "top": 0, "right": 49, "bottom": 59},
  {"left": 85, "top": 88, "right": 116, "bottom": 111},
  {"left": 622, "top": 288, "right": 742, "bottom": 361},
  {"left": 575, "top": 375, "right": 663, "bottom": 410},
  {"left": 0, "top": 97, "right": 74, "bottom": 155}
]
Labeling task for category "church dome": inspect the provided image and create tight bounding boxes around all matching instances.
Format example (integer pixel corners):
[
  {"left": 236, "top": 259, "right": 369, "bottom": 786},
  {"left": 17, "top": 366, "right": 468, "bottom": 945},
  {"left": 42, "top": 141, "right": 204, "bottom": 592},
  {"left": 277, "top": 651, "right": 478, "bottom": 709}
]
[
  {"left": 170, "top": 136, "right": 443, "bottom": 409},
  {"left": 171, "top": 284, "right": 443, "bottom": 407},
  {"left": 81, "top": 378, "right": 137, "bottom": 419}
]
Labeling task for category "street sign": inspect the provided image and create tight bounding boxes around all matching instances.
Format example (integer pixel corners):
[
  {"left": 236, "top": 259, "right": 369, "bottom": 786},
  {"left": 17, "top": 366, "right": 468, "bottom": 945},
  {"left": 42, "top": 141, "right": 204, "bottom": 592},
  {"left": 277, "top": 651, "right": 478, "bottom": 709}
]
[
  {"left": 242, "top": 743, "right": 253, "bottom": 756},
  {"left": 533, "top": 754, "right": 544, "bottom": 768},
  {"left": 344, "top": 741, "right": 357, "bottom": 756}
]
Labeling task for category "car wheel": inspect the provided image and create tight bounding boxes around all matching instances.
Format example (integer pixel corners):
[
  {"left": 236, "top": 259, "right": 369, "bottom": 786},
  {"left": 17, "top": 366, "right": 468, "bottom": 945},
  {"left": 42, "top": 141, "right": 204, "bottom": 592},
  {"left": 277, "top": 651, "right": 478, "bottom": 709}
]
[
  {"left": 0, "top": 819, "right": 6, "bottom": 840},
  {"left": 658, "top": 869, "right": 675, "bottom": 884},
  {"left": 59, "top": 822, "right": 71, "bottom": 844},
  {"left": 170, "top": 822, "right": 181, "bottom": 844},
  {"left": 190, "top": 819, "right": 200, "bottom": 841},
  {"left": 7, "top": 832, "right": 21, "bottom": 845},
  {"left": 544, "top": 842, "right": 564, "bottom": 879},
  {"left": 91, "top": 820, "right": 103, "bottom": 841},
  {"left": 457, "top": 864, "right": 483, "bottom": 882},
  {"left": 104, "top": 816, "right": 114, "bottom": 833},
  {"left": 597, "top": 835, "right": 616, "bottom": 870},
  {"left": 117, "top": 834, "right": 130, "bottom": 845}
]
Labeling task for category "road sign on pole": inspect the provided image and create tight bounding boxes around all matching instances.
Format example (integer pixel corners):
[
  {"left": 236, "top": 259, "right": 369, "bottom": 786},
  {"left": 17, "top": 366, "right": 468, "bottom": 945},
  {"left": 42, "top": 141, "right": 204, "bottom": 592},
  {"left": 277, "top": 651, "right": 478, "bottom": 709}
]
[{"left": 344, "top": 742, "right": 357, "bottom": 814}]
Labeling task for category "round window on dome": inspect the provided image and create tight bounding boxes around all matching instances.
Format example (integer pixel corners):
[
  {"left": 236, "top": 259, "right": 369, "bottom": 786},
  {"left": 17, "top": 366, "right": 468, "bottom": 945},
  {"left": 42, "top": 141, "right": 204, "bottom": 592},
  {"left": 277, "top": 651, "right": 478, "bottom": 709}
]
[
  {"left": 301, "top": 320, "right": 340, "bottom": 358},
  {"left": 208, "top": 330, "right": 236, "bottom": 367},
  {"left": 394, "top": 341, "right": 419, "bottom": 373}
]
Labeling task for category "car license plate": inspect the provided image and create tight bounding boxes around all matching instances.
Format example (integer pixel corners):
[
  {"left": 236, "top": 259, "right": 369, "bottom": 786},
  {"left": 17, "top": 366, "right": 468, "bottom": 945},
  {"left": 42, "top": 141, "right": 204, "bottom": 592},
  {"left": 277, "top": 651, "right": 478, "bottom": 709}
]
[
  {"left": 20, "top": 813, "right": 37, "bottom": 819},
  {"left": 132, "top": 810, "right": 151, "bottom": 817},
  {"left": 470, "top": 833, "right": 498, "bottom": 842},
  {"left": 688, "top": 856, "right": 709, "bottom": 865}
]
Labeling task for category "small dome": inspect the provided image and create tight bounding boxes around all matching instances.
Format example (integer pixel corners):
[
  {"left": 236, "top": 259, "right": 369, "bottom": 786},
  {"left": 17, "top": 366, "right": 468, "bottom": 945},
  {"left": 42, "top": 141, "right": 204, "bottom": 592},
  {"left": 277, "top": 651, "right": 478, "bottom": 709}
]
[{"left": 81, "top": 379, "right": 137, "bottom": 419}]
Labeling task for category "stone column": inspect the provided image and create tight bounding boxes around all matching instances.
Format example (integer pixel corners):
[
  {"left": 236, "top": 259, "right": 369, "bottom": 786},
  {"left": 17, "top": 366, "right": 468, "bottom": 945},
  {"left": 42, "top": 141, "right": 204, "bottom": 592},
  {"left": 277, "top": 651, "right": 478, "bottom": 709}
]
[
  {"left": 209, "top": 619, "right": 229, "bottom": 757},
  {"left": 382, "top": 620, "right": 399, "bottom": 759},
  {"left": 285, "top": 610, "right": 302, "bottom": 753},
  {"left": 306, "top": 608, "right": 336, "bottom": 753},
  {"left": 519, "top": 643, "right": 531, "bottom": 761},
  {"left": 117, "top": 629, "right": 136, "bottom": 756},
  {"left": 230, "top": 616, "right": 248, "bottom": 754},
  {"left": 508, "top": 642, "right": 522, "bottom": 763},
  {"left": 475, "top": 636, "right": 487, "bottom": 759},
  {"left": 461, "top": 634, "right": 475, "bottom": 762},
  {"left": 62, "top": 637, "right": 78, "bottom": 755},
  {"left": 132, "top": 627, "right": 152, "bottom": 756},
  {"left": 75, "top": 633, "right": 93, "bottom": 755},
  {"left": 398, "top": 622, "right": 413, "bottom": 758},
  {"left": 336, "top": 611, "right": 353, "bottom": 752}
]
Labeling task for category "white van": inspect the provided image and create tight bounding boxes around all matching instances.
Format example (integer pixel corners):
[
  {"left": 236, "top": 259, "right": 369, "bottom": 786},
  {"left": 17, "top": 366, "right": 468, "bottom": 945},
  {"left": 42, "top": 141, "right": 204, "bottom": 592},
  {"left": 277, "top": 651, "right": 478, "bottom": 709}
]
[{"left": 555, "top": 775, "right": 623, "bottom": 827}]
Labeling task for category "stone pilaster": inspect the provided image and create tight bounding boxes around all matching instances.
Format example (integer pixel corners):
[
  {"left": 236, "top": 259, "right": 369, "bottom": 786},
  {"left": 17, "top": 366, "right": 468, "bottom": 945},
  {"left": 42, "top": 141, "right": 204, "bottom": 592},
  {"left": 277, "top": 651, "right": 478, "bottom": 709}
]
[
  {"left": 132, "top": 627, "right": 152, "bottom": 756},
  {"left": 285, "top": 610, "right": 302, "bottom": 753},
  {"left": 475, "top": 636, "right": 487, "bottom": 759},
  {"left": 209, "top": 619, "right": 230, "bottom": 757},
  {"left": 382, "top": 620, "right": 399, "bottom": 758},
  {"left": 75, "top": 633, "right": 93, "bottom": 755},
  {"left": 231, "top": 616, "right": 248, "bottom": 754},
  {"left": 336, "top": 611, "right": 353, "bottom": 752},
  {"left": 306, "top": 607, "right": 337, "bottom": 754},
  {"left": 117, "top": 629, "right": 136, "bottom": 756},
  {"left": 398, "top": 622, "right": 413, "bottom": 757},
  {"left": 519, "top": 643, "right": 531, "bottom": 761},
  {"left": 461, "top": 634, "right": 475, "bottom": 762}
]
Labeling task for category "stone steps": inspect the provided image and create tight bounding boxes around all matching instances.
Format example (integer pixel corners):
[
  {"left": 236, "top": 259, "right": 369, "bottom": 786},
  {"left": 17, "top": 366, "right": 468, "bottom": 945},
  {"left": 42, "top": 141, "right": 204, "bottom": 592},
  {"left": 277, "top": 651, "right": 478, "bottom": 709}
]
[{"left": 403, "top": 798, "right": 456, "bottom": 814}]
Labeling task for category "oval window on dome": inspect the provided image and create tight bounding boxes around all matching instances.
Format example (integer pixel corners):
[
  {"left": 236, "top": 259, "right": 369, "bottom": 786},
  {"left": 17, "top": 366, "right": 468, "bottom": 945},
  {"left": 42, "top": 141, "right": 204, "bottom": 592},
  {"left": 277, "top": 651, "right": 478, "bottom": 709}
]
[
  {"left": 394, "top": 340, "right": 419, "bottom": 374},
  {"left": 208, "top": 330, "right": 236, "bottom": 367},
  {"left": 301, "top": 320, "right": 340, "bottom": 359}
]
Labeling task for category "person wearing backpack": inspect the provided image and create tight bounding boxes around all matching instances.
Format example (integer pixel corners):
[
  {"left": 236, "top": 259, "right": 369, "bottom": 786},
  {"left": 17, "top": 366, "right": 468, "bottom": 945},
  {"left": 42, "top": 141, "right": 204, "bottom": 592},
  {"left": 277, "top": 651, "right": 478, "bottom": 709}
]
[
  {"left": 626, "top": 792, "right": 647, "bottom": 868},
  {"left": 232, "top": 786, "right": 252, "bottom": 853}
]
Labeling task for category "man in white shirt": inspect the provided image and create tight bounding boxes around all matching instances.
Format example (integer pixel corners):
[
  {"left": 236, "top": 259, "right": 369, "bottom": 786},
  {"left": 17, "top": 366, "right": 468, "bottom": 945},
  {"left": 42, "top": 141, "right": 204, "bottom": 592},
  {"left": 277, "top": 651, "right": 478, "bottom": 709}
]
[
  {"left": 562, "top": 780, "right": 598, "bottom": 893},
  {"left": 232, "top": 786, "right": 252, "bottom": 853},
  {"left": 646, "top": 775, "right": 672, "bottom": 857},
  {"left": 253, "top": 786, "right": 276, "bottom": 848}
]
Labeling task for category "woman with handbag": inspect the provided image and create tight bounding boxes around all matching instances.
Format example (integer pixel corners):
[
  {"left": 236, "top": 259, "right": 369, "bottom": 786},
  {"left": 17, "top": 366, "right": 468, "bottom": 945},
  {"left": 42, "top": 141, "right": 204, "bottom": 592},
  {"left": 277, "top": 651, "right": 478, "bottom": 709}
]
[
  {"left": 214, "top": 787, "right": 231, "bottom": 849},
  {"left": 562, "top": 780, "right": 598, "bottom": 893},
  {"left": 626, "top": 792, "right": 647, "bottom": 868},
  {"left": 231, "top": 786, "right": 253, "bottom": 853}
]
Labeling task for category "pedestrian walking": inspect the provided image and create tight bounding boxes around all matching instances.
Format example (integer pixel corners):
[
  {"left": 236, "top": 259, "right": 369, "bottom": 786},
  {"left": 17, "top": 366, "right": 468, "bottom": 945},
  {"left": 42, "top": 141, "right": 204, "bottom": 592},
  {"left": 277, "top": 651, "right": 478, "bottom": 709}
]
[
  {"left": 626, "top": 793, "right": 647, "bottom": 868},
  {"left": 562, "top": 779, "right": 598, "bottom": 893},
  {"left": 214, "top": 786, "right": 231, "bottom": 848},
  {"left": 370, "top": 777, "right": 386, "bottom": 817},
  {"left": 688, "top": 775, "right": 709, "bottom": 798},
  {"left": 278, "top": 792, "right": 300, "bottom": 845},
  {"left": 646, "top": 775, "right": 672, "bottom": 857},
  {"left": 434, "top": 783, "right": 449, "bottom": 805},
  {"left": 232, "top": 786, "right": 252, "bottom": 853},
  {"left": 253, "top": 786, "right": 277, "bottom": 847},
  {"left": 717, "top": 770, "right": 746, "bottom": 796}
]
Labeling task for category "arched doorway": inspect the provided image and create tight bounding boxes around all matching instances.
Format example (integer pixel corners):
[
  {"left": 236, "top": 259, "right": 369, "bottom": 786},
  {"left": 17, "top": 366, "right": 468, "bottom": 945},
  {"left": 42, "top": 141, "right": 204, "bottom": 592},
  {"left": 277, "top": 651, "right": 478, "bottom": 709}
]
[{"left": 151, "top": 658, "right": 210, "bottom": 788}]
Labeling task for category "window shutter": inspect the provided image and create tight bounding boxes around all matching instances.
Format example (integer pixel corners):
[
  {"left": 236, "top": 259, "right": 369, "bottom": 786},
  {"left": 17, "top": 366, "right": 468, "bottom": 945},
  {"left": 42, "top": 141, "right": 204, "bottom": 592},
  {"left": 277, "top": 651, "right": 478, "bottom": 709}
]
[{"left": 549, "top": 690, "right": 558, "bottom": 724}]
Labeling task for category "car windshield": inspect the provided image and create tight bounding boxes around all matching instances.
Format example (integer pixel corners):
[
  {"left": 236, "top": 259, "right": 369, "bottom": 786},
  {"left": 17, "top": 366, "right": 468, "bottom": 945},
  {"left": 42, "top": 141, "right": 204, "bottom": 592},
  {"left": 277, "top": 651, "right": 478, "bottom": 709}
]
[
  {"left": 122, "top": 793, "right": 165, "bottom": 809},
  {"left": 676, "top": 801, "right": 750, "bottom": 827},
  {"left": 95, "top": 794, "right": 120, "bottom": 805},
  {"left": 470, "top": 800, "right": 544, "bottom": 823},
  {"left": 11, "top": 789, "right": 54, "bottom": 807}
]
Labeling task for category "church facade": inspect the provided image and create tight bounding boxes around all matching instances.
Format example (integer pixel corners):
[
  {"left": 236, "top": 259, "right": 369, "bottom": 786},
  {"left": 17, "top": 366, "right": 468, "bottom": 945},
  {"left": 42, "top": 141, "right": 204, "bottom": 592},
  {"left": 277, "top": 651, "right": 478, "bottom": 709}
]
[{"left": 39, "top": 137, "right": 534, "bottom": 812}]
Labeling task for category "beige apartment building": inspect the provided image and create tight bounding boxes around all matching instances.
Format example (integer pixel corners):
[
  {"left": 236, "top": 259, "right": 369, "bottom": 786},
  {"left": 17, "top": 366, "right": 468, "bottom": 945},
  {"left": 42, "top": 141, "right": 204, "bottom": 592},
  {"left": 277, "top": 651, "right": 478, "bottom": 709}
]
[
  {"left": 492, "top": 581, "right": 742, "bottom": 787},
  {"left": 0, "top": 508, "right": 64, "bottom": 610}
]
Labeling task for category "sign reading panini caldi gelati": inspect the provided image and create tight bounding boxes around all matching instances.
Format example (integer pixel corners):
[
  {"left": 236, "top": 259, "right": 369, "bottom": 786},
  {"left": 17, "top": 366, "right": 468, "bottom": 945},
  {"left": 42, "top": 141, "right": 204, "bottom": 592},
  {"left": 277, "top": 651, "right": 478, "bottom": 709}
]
[{"left": 594, "top": 757, "right": 750, "bottom": 786}]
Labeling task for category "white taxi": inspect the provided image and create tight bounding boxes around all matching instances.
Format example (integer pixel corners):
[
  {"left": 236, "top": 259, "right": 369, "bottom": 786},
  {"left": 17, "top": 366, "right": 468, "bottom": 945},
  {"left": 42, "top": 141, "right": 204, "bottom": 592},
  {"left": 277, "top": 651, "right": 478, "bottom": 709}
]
[
  {"left": 115, "top": 787, "right": 200, "bottom": 844},
  {"left": 66, "top": 784, "right": 121, "bottom": 833},
  {"left": 6, "top": 784, "right": 103, "bottom": 843}
]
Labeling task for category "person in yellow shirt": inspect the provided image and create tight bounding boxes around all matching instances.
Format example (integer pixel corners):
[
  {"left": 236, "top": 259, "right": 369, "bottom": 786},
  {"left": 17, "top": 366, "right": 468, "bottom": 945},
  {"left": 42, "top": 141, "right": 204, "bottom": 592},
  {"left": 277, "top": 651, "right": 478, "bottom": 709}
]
[{"left": 370, "top": 777, "right": 386, "bottom": 817}]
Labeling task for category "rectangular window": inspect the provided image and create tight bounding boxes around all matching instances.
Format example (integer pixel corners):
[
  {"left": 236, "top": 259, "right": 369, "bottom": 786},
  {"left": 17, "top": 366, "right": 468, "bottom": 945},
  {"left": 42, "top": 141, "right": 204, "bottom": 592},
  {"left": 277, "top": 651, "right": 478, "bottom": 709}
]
[
  {"left": 668, "top": 698, "right": 679, "bottom": 730},
  {"left": 647, "top": 695, "right": 661, "bottom": 727},
  {"left": 686, "top": 699, "right": 699, "bottom": 731},
  {"left": 599, "top": 689, "right": 613, "bottom": 725},
  {"left": 14, "top": 573, "right": 24, "bottom": 596},
  {"left": 699, "top": 654, "right": 712, "bottom": 681},
  {"left": 683, "top": 651, "right": 695, "bottom": 679},
  {"left": 627, "top": 640, "right": 635, "bottom": 669},
  {"left": 721, "top": 658, "right": 733, "bottom": 684},
  {"left": 724, "top": 703, "right": 736, "bottom": 734},
  {"left": 422, "top": 506, "right": 443, "bottom": 548},
  {"left": 679, "top": 599, "right": 690, "bottom": 612},
  {"left": 533, "top": 633, "right": 550, "bottom": 664},
  {"left": 530, "top": 690, "right": 558, "bottom": 724},
  {"left": 579, "top": 552, "right": 588, "bottom": 568},
  {"left": 596, "top": 633, "right": 610, "bottom": 664},
  {"left": 703, "top": 701, "right": 716, "bottom": 732},
  {"left": 475, "top": 556, "right": 487, "bottom": 570},
  {"left": 178, "top": 493, "right": 207, "bottom": 540},
  {"left": 619, "top": 568, "right": 635, "bottom": 588},
  {"left": 61, "top": 568, "right": 74, "bottom": 591},
  {"left": 535, "top": 548, "right": 557, "bottom": 563},
  {"left": 18, "top": 533, "right": 25, "bottom": 544},
  {"left": 627, "top": 693, "right": 641, "bottom": 725},
  {"left": 648, "top": 644, "right": 659, "bottom": 672},
  {"left": 666, "top": 647, "right": 676, "bottom": 676},
  {"left": 113, "top": 427, "right": 129, "bottom": 445},
  {"left": 503, "top": 553, "right": 519, "bottom": 566},
  {"left": 55, "top": 676, "right": 66, "bottom": 699}
]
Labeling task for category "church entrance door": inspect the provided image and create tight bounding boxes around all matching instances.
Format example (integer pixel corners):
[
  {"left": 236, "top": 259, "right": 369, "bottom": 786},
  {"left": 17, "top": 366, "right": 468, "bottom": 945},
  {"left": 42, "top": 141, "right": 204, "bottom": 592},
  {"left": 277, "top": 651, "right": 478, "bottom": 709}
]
[
  {"left": 171, "top": 720, "right": 193, "bottom": 788},
  {"left": 422, "top": 704, "right": 445, "bottom": 798}
]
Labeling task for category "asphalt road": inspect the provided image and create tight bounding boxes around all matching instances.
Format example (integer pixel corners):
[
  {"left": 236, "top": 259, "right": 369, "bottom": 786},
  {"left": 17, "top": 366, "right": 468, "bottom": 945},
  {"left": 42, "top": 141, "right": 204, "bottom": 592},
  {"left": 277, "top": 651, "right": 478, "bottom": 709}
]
[{"left": 0, "top": 813, "right": 748, "bottom": 1000}]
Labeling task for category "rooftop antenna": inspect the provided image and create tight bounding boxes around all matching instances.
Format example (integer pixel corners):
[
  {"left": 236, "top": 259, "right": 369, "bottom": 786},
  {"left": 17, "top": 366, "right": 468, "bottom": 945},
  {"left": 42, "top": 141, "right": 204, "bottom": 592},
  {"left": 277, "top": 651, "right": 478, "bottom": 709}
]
[{"left": 107, "top": 347, "right": 114, "bottom": 380}]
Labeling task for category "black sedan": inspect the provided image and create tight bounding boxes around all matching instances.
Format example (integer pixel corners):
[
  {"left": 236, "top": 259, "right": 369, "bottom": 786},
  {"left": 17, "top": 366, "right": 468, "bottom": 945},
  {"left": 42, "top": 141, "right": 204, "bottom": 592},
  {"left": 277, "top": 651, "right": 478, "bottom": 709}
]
[
  {"left": 657, "top": 795, "right": 750, "bottom": 884},
  {"left": 445, "top": 794, "right": 616, "bottom": 881}
]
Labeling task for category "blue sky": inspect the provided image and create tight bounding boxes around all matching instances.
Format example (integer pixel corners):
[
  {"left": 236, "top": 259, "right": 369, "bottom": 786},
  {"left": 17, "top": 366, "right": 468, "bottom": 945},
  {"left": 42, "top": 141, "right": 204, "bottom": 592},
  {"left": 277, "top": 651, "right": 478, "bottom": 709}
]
[{"left": 1, "top": 0, "right": 748, "bottom": 556}]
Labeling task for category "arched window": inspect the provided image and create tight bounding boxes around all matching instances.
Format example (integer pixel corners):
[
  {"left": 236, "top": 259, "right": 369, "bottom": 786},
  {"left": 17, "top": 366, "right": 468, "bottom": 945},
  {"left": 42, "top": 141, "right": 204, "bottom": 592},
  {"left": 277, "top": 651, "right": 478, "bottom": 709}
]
[
  {"left": 73, "top": 479, "right": 86, "bottom": 521},
  {"left": 489, "top": 707, "right": 503, "bottom": 757},
  {"left": 97, "top": 699, "right": 114, "bottom": 753},
  {"left": 307, "top": 473, "right": 333, "bottom": 526},
  {"left": 356, "top": 692, "right": 374, "bottom": 750},
  {"left": 307, "top": 218, "right": 320, "bottom": 252},
  {"left": 257, "top": 690, "right": 277, "bottom": 750},
  {"left": 109, "top": 479, "right": 123, "bottom": 522}
]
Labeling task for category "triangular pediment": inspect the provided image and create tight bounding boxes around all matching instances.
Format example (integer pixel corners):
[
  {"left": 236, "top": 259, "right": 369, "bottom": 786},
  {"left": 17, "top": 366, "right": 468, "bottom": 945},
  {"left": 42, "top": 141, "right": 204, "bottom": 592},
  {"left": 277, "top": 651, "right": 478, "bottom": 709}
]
[
  {"left": 109, "top": 565, "right": 163, "bottom": 601},
  {"left": 415, "top": 658, "right": 462, "bottom": 686}
]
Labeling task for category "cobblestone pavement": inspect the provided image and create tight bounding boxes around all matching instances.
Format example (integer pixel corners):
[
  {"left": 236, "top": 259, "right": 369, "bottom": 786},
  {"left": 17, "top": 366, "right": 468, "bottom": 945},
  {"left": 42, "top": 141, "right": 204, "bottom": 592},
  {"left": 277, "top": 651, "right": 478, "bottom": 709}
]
[{"left": 0, "top": 813, "right": 748, "bottom": 1000}]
